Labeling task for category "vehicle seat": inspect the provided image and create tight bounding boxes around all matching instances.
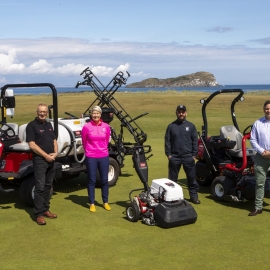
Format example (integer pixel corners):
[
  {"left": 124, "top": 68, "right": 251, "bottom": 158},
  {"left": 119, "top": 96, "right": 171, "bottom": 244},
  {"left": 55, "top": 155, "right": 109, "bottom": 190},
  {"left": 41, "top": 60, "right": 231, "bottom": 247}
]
[
  {"left": 9, "top": 124, "right": 30, "bottom": 151},
  {"left": 18, "top": 124, "right": 28, "bottom": 143},
  {"left": 220, "top": 125, "right": 255, "bottom": 157}
]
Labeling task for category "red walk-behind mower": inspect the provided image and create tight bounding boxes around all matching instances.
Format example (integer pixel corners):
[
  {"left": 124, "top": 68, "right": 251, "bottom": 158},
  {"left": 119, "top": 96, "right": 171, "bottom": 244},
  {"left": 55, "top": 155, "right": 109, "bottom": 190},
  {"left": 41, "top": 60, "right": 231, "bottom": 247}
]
[
  {"left": 125, "top": 146, "right": 197, "bottom": 228},
  {"left": 195, "top": 89, "right": 270, "bottom": 202}
]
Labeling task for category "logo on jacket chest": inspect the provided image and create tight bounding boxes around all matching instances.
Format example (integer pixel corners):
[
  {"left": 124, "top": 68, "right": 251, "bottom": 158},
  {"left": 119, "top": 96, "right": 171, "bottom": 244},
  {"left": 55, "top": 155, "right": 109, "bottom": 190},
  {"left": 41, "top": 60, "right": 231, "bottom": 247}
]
[
  {"left": 39, "top": 128, "right": 52, "bottom": 133},
  {"left": 185, "top": 127, "right": 189, "bottom": 131}
]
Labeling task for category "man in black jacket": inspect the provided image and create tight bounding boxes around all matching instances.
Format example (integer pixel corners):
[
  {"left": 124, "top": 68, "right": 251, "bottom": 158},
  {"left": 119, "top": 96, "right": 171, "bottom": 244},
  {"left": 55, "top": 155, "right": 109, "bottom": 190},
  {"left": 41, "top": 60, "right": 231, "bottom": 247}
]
[{"left": 165, "top": 105, "right": 200, "bottom": 204}]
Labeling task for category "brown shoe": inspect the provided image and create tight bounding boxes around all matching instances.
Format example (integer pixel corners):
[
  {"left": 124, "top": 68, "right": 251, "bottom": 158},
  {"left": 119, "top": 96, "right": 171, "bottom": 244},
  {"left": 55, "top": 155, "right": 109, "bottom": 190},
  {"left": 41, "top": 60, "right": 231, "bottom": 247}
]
[
  {"left": 37, "top": 216, "right": 46, "bottom": 225},
  {"left": 43, "top": 211, "right": 57, "bottom": 219},
  {"left": 248, "top": 209, "right": 262, "bottom": 216}
]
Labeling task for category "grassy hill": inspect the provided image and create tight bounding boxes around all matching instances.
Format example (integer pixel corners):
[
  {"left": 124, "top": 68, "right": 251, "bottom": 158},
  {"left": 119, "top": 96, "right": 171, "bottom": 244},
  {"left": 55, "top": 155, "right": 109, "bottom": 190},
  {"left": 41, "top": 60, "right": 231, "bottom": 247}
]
[{"left": 126, "top": 71, "right": 219, "bottom": 88}]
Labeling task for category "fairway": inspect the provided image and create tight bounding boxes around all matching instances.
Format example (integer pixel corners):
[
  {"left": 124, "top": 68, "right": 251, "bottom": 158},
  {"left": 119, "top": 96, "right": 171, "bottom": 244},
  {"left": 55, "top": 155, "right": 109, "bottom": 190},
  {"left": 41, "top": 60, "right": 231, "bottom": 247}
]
[{"left": 1, "top": 91, "right": 270, "bottom": 270}]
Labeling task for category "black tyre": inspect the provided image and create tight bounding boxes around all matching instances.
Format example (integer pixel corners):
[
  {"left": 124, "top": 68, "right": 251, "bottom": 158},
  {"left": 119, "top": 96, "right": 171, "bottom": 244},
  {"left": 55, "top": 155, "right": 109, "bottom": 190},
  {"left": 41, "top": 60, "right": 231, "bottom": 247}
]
[
  {"left": 195, "top": 161, "right": 213, "bottom": 186},
  {"left": 19, "top": 175, "right": 53, "bottom": 207},
  {"left": 211, "top": 176, "right": 235, "bottom": 201},
  {"left": 126, "top": 202, "right": 140, "bottom": 222},
  {"left": 196, "top": 174, "right": 213, "bottom": 186},
  {"left": 96, "top": 157, "right": 120, "bottom": 187}
]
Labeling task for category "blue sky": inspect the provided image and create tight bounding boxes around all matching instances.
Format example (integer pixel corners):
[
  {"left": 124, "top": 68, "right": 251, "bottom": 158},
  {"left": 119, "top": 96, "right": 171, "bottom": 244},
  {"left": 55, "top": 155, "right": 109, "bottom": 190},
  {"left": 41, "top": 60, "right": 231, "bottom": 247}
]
[{"left": 0, "top": 0, "right": 270, "bottom": 86}]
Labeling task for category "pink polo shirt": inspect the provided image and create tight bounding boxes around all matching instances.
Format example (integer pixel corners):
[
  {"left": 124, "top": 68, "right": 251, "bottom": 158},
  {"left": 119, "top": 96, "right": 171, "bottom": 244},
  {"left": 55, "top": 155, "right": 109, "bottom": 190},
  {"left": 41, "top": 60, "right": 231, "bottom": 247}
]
[{"left": 81, "top": 120, "right": 111, "bottom": 158}]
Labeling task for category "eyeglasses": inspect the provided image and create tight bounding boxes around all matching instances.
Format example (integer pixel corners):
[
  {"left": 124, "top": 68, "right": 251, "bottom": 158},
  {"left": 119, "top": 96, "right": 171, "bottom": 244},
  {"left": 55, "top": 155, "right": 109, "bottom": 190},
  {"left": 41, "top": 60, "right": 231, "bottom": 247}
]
[{"left": 37, "top": 111, "right": 48, "bottom": 114}]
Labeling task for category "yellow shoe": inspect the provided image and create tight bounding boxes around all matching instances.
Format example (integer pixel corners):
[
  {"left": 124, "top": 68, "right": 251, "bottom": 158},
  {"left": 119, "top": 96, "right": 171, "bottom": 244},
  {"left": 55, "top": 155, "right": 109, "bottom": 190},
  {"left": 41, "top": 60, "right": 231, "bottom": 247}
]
[
  {"left": 103, "top": 203, "right": 111, "bottom": 211},
  {"left": 90, "top": 205, "right": 96, "bottom": 212}
]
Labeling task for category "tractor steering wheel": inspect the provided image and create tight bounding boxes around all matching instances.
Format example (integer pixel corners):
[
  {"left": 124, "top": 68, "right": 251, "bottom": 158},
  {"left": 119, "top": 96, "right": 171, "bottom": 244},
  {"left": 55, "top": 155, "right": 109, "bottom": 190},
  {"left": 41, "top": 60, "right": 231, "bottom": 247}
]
[
  {"left": 0, "top": 122, "right": 16, "bottom": 139},
  {"left": 243, "top": 124, "right": 253, "bottom": 136}
]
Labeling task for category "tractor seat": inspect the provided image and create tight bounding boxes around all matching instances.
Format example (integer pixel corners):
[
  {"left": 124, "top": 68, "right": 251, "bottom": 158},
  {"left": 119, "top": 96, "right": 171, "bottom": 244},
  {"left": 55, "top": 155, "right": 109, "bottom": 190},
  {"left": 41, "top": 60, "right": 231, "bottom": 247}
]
[
  {"left": 220, "top": 125, "right": 255, "bottom": 157},
  {"left": 9, "top": 124, "right": 31, "bottom": 152}
]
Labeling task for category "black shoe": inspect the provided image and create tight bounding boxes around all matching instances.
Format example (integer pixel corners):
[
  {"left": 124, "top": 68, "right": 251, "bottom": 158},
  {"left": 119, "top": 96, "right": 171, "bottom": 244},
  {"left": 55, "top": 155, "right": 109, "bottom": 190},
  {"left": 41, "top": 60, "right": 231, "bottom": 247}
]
[
  {"left": 190, "top": 198, "right": 201, "bottom": 204},
  {"left": 248, "top": 209, "right": 262, "bottom": 216}
]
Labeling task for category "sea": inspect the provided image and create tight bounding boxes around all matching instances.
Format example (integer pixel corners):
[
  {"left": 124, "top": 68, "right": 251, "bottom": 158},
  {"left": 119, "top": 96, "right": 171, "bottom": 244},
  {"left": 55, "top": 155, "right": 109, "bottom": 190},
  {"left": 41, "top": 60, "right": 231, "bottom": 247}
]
[{"left": 4, "top": 84, "right": 270, "bottom": 95}]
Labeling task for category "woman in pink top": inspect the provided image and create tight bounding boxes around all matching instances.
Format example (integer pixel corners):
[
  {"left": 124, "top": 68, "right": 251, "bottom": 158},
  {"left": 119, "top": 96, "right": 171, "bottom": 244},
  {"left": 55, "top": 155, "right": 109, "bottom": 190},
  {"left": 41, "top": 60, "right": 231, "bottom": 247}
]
[{"left": 82, "top": 105, "right": 111, "bottom": 212}]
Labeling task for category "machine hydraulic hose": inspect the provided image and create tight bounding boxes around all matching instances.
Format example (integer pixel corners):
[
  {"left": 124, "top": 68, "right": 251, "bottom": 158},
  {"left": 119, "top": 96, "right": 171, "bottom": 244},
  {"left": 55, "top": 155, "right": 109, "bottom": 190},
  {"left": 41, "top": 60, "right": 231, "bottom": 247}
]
[{"left": 53, "top": 121, "right": 85, "bottom": 164}]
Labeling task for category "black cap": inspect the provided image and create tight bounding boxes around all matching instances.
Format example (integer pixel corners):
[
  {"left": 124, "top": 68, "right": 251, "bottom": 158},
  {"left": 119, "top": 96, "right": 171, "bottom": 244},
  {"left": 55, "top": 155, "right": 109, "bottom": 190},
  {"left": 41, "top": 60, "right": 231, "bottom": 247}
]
[{"left": 176, "top": 105, "right": 187, "bottom": 111}]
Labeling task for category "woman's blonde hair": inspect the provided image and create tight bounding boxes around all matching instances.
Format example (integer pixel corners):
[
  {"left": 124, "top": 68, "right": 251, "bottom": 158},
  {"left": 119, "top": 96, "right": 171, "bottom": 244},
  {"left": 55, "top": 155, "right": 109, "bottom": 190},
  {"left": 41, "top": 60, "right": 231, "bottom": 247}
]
[{"left": 91, "top": 105, "right": 102, "bottom": 114}]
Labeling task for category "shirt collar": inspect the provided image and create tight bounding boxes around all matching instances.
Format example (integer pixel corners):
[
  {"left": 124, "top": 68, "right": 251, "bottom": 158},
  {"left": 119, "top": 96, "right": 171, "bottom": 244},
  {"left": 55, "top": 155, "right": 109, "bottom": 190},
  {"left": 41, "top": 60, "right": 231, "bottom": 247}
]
[
  {"left": 262, "top": 116, "right": 270, "bottom": 122},
  {"left": 90, "top": 119, "right": 103, "bottom": 126},
  {"left": 35, "top": 117, "right": 47, "bottom": 124}
]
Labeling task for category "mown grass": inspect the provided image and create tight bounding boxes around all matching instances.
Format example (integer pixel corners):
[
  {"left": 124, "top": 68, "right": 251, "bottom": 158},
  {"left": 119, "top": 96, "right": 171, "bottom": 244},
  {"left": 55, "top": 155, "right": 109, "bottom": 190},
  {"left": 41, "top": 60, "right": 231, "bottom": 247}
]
[{"left": 1, "top": 91, "right": 270, "bottom": 270}]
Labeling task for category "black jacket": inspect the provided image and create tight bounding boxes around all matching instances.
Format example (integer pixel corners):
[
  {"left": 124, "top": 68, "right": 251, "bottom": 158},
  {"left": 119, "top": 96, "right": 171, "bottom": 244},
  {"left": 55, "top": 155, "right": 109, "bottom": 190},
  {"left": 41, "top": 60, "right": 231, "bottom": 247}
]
[{"left": 165, "top": 119, "right": 198, "bottom": 157}]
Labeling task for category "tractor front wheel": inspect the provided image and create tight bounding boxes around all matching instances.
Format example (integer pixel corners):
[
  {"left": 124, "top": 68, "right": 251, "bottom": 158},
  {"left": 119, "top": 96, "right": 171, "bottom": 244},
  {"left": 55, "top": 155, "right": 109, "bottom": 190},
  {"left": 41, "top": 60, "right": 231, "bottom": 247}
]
[{"left": 211, "top": 176, "right": 235, "bottom": 201}]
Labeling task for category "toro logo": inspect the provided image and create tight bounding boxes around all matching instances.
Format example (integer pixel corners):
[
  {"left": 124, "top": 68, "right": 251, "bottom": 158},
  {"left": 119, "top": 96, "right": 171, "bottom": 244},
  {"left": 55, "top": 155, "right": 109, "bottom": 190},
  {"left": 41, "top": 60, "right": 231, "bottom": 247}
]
[
  {"left": 39, "top": 130, "right": 44, "bottom": 133},
  {"left": 165, "top": 182, "right": 175, "bottom": 188},
  {"left": 140, "top": 162, "right": 146, "bottom": 168}
]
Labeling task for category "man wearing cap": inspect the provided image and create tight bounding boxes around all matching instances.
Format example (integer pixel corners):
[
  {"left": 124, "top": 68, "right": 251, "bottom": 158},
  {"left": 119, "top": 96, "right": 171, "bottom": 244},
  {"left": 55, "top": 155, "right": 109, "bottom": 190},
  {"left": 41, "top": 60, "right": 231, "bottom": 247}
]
[{"left": 165, "top": 105, "right": 200, "bottom": 204}]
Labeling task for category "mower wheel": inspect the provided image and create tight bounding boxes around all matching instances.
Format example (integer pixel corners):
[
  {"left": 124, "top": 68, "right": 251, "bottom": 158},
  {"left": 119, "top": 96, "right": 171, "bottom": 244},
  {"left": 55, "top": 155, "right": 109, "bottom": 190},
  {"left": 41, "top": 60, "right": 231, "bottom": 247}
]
[
  {"left": 96, "top": 157, "right": 120, "bottom": 187},
  {"left": 126, "top": 202, "right": 140, "bottom": 222},
  {"left": 211, "top": 176, "right": 235, "bottom": 202},
  {"left": 19, "top": 175, "right": 53, "bottom": 207}
]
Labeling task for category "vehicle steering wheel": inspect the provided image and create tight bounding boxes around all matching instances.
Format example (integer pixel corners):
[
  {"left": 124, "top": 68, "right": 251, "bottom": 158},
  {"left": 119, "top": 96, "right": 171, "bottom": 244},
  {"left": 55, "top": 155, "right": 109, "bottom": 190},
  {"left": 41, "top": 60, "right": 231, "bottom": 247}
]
[
  {"left": 0, "top": 122, "right": 16, "bottom": 138},
  {"left": 64, "top": 112, "right": 79, "bottom": 119},
  {"left": 243, "top": 124, "right": 253, "bottom": 136}
]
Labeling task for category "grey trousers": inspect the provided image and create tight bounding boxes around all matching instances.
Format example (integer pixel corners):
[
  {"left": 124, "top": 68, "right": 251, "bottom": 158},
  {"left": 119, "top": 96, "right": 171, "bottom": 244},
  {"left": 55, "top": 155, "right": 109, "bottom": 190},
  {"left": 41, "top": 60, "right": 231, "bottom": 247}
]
[{"left": 254, "top": 153, "right": 270, "bottom": 210}]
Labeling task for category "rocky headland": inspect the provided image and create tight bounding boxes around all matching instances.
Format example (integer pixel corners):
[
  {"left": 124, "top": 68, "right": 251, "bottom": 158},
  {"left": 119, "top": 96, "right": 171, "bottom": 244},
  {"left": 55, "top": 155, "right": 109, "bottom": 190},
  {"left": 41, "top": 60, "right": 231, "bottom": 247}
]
[{"left": 126, "top": 71, "right": 219, "bottom": 88}]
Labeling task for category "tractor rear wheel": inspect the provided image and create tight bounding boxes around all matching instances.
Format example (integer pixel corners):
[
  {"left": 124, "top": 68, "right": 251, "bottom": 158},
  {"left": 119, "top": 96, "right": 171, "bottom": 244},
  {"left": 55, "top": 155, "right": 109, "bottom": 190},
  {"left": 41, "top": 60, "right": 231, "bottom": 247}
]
[
  {"left": 96, "top": 157, "right": 120, "bottom": 187},
  {"left": 126, "top": 202, "right": 140, "bottom": 222},
  {"left": 211, "top": 176, "right": 235, "bottom": 201}
]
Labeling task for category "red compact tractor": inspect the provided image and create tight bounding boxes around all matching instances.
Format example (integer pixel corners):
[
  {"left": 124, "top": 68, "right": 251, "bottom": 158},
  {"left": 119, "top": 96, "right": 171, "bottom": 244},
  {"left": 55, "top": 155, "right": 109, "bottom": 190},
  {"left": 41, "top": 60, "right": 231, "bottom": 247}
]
[{"left": 195, "top": 89, "right": 270, "bottom": 202}]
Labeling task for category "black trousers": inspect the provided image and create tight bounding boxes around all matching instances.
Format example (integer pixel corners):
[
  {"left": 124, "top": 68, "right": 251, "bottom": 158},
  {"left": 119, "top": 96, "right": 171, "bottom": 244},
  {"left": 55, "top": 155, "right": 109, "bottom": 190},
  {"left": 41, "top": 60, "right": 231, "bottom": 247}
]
[
  {"left": 33, "top": 156, "right": 55, "bottom": 217},
  {"left": 168, "top": 155, "right": 199, "bottom": 199}
]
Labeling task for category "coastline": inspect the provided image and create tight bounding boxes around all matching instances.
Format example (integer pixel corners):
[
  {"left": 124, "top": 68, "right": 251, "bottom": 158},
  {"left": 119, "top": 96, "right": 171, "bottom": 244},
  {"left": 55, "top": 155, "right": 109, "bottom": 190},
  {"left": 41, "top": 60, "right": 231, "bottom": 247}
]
[{"left": 13, "top": 89, "right": 270, "bottom": 96}]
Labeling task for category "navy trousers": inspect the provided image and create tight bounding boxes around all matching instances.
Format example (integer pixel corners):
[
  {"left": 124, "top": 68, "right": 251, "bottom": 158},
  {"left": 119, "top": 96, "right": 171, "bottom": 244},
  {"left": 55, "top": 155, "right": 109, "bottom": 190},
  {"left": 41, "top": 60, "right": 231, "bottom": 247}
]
[
  {"left": 33, "top": 156, "right": 55, "bottom": 217},
  {"left": 168, "top": 155, "right": 199, "bottom": 199},
  {"left": 85, "top": 156, "right": 109, "bottom": 205}
]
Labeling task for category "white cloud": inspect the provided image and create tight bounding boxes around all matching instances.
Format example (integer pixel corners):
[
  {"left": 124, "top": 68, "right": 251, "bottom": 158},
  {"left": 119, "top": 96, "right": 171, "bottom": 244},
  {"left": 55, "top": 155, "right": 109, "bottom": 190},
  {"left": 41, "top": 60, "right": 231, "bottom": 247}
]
[
  {"left": 0, "top": 49, "right": 25, "bottom": 72},
  {"left": 0, "top": 49, "right": 135, "bottom": 77},
  {"left": 207, "top": 26, "right": 233, "bottom": 33},
  {"left": 0, "top": 38, "right": 270, "bottom": 84},
  {"left": 250, "top": 37, "right": 270, "bottom": 45}
]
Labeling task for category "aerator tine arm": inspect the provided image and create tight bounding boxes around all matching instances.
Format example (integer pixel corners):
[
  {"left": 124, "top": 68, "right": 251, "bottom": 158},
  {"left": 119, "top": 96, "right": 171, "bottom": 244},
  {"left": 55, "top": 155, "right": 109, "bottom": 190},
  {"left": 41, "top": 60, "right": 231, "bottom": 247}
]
[
  {"left": 75, "top": 67, "right": 106, "bottom": 90},
  {"left": 77, "top": 67, "right": 148, "bottom": 146}
]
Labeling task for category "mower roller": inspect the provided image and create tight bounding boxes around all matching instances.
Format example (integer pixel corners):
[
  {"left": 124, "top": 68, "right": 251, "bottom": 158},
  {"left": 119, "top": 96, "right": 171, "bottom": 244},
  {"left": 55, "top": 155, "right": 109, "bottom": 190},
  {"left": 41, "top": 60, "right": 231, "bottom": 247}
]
[{"left": 195, "top": 89, "right": 270, "bottom": 202}]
